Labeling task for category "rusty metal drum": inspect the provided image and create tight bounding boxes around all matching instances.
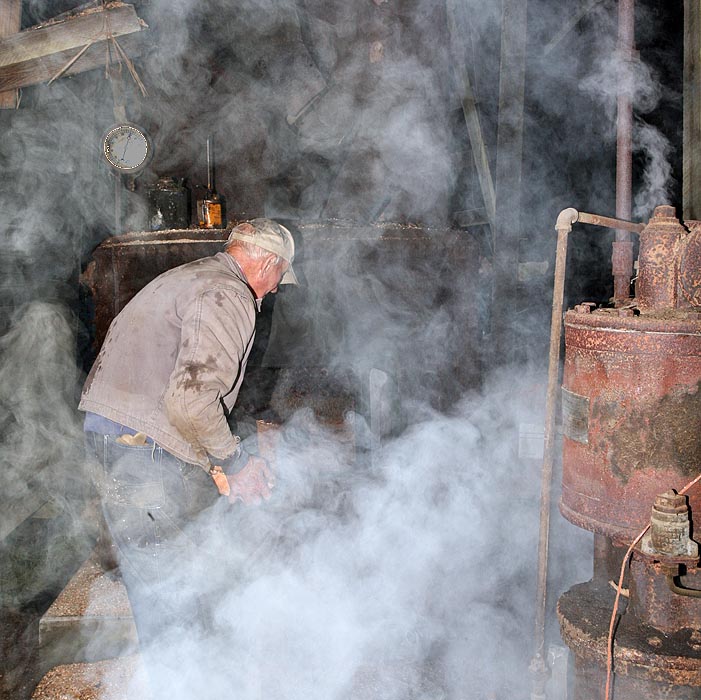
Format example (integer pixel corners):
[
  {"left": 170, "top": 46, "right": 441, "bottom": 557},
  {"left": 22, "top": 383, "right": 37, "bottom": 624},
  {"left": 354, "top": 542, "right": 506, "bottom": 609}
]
[{"left": 560, "top": 306, "right": 701, "bottom": 542}]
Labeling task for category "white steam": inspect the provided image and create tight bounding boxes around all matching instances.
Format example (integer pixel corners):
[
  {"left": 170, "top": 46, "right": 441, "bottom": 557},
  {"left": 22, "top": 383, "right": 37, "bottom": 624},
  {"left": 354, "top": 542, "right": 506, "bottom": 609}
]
[
  {"left": 96, "top": 369, "right": 583, "bottom": 700},
  {"left": 578, "top": 2, "right": 674, "bottom": 217},
  {"left": 633, "top": 121, "right": 674, "bottom": 218},
  {"left": 0, "top": 302, "right": 94, "bottom": 587}
]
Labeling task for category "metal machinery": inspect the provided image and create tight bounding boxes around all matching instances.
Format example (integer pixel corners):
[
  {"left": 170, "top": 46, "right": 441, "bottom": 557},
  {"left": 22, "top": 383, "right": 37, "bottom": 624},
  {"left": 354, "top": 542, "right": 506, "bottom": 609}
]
[
  {"left": 81, "top": 220, "right": 483, "bottom": 421},
  {"left": 556, "top": 206, "right": 701, "bottom": 699}
]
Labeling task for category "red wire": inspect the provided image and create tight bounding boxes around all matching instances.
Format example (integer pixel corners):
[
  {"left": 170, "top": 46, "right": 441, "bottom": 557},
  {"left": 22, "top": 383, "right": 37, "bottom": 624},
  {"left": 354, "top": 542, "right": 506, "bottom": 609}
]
[{"left": 604, "top": 472, "right": 701, "bottom": 700}]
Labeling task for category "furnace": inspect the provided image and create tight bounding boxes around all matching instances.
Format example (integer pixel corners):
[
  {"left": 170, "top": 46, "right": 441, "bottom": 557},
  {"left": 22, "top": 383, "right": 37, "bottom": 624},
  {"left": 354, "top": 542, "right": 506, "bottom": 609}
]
[{"left": 555, "top": 206, "right": 701, "bottom": 699}]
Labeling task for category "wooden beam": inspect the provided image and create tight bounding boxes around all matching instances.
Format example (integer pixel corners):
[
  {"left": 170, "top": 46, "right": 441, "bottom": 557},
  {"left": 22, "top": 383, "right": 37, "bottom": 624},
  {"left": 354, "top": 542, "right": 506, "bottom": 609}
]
[
  {"left": 684, "top": 0, "right": 701, "bottom": 220},
  {"left": 0, "top": 0, "right": 21, "bottom": 108},
  {"left": 445, "top": 0, "right": 496, "bottom": 227},
  {"left": 542, "top": 0, "right": 604, "bottom": 56},
  {"left": 0, "top": 31, "right": 145, "bottom": 91},
  {"left": 459, "top": 73, "right": 497, "bottom": 226},
  {"left": 492, "top": 0, "right": 528, "bottom": 366},
  {"left": 0, "top": 3, "right": 146, "bottom": 92}
]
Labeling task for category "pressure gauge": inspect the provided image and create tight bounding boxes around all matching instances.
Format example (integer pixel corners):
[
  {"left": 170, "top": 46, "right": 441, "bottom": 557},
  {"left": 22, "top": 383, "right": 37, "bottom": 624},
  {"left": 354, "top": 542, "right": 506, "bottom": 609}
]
[{"left": 102, "top": 123, "right": 152, "bottom": 173}]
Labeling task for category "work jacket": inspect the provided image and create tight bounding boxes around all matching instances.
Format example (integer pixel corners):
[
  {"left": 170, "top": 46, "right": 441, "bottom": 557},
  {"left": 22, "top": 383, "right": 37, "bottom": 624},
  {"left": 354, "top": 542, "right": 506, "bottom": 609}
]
[{"left": 79, "top": 252, "right": 257, "bottom": 470}]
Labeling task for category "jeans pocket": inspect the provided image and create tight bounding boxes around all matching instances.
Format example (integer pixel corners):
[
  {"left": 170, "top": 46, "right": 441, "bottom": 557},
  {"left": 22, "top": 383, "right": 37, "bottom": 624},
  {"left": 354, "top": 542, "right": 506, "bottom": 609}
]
[{"left": 102, "top": 435, "right": 165, "bottom": 508}]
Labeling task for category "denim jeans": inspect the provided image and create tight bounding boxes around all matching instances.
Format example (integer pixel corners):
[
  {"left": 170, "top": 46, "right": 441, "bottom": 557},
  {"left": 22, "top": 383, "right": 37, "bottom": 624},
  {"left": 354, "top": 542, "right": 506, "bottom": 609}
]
[{"left": 85, "top": 433, "right": 226, "bottom": 699}]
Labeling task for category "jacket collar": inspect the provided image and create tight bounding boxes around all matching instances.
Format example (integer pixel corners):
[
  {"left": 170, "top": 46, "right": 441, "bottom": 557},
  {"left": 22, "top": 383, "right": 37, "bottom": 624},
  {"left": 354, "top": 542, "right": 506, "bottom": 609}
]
[{"left": 217, "top": 252, "right": 261, "bottom": 310}]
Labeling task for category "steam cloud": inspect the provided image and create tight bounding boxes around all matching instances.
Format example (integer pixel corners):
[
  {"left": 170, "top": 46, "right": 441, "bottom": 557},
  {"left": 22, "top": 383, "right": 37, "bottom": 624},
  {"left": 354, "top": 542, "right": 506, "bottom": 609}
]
[
  {"left": 0, "top": 0, "right": 677, "bottom": 698},
  {"left": 578, "top": 0, "right": 675, "bottom": 220},
  {"left": 0, "top": 302, "right": 95, "bottom": 594},
  {"left": 106, "top": 372, "right": 560, "bottom": 700}
]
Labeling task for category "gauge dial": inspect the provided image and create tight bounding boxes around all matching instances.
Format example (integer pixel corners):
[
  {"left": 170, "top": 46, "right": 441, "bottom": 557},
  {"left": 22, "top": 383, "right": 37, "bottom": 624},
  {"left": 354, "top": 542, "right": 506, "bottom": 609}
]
[{"left": 102, "top": 123, "right": 151, "bottom": 173}]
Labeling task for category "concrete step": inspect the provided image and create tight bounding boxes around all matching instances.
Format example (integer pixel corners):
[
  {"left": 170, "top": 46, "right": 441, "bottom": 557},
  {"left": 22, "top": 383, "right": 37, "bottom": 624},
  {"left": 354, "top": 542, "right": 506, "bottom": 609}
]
[
  {"left": 31, "top": 654, "right": 150, "bottom": 700},
  {"left": 38, "top": 554, "right": 137, "bottom": 670}
]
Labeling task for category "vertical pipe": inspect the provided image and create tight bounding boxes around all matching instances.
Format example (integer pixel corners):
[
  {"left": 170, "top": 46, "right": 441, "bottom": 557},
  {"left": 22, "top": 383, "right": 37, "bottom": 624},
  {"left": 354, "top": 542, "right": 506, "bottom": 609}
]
[
  {"left": 206, "top": 138, "right": 213, "bottom": 192},
  {"left": 613, "top": 0, "right": 635, "bottom": 303},
  {"left": 530, "top": 208, "right": 579, "bottom": 700},
  {"left": 114, "top": 173, "right": 122, "bottom": 235}
]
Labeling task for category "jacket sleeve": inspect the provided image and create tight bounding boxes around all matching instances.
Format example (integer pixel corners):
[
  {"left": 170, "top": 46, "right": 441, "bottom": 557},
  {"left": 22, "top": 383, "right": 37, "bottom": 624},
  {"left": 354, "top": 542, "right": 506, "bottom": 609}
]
[{"left": 164, "top": 287, "right": 256, "bottom": 467}]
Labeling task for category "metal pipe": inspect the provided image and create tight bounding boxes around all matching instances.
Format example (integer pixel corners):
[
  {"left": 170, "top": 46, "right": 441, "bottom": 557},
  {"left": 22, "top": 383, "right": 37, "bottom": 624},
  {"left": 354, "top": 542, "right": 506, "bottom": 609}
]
[
  {"left": 578, "top": 211, "right": 644, "bottom": 234},
  {"left": 614, "top": 0, "right": 636, "bottom": 303},
  {"left": 114, "top": 173, "right": 122, "bottom": 235},
  {"left": 206, "top": 138, "right": 213, "bottom": 192},
  {"left": 666, "top": 574, "right": 701, "bottom": 598},
  {"left": 530, "top": 207, "right": 643, "bottom": 700},
  {"left": 530, "top": 208, "right": 577, "bottom": 700}
]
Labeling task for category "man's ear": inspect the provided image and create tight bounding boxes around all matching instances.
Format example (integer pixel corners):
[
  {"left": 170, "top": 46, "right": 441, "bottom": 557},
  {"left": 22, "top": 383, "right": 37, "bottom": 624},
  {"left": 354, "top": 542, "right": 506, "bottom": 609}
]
[{"left": 261, "top": 254, "right": 277, "bottom": 273}]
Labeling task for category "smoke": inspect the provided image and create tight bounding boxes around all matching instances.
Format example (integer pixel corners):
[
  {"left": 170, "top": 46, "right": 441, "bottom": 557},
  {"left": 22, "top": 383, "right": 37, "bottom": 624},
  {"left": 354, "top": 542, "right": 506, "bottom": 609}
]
[
  {"left": 577, "top": 1, "right": 675, "bottom": 219},
  {"left": 633, "top": 121, "right": 674, "bottom": 219},
  {"left": 0, "top": 302, "right": 95, "bottom": 598},
  {"left": 94, "top": 368, "right": 559, "bottom": 700},
  {"left": 0, "top": 0, "right": 681, "bottom": 697},
  {"left": 126, "top": 0, "right": 463, "bottom": 225}
]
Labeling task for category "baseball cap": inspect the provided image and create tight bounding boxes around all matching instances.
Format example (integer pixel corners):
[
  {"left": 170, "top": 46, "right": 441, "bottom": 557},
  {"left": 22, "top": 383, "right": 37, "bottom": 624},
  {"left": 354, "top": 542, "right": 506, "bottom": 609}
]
[{"left": 226, "top": 218, "right": 298, "bottom": 285}]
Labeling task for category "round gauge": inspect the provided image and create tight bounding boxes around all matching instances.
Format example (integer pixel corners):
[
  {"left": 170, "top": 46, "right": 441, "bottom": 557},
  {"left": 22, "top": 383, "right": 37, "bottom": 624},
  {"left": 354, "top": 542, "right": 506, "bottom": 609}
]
[{"left": 102, "top": 123, "right": 151, "bottom": 173}]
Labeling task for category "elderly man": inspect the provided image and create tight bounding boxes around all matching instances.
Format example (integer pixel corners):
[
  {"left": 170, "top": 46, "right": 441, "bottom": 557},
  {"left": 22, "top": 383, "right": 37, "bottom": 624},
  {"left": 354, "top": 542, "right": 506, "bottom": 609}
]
[{"left": 79, "top": 218, "right": 297, "bottom": 697}]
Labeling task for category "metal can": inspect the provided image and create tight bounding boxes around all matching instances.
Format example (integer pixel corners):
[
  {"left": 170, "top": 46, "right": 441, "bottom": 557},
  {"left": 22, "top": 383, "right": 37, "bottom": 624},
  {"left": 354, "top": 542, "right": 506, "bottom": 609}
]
[{"left": 147, "top": 177, "right": 190, "bottom": 231}]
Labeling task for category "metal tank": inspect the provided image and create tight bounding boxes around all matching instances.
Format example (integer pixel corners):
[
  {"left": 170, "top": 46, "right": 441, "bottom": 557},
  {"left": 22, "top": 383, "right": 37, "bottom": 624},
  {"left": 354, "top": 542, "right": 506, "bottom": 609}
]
[
  {"left": 557, "top": 206, "right": 701, "bottom": 699},
  {"left": 80, "top": 219, "right": 484, "bottom": 416}
]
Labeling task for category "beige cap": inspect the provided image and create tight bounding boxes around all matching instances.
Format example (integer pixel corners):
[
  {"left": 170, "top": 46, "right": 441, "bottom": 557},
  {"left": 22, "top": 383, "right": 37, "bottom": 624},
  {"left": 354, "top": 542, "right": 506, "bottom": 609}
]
[{"left": 226, "top": 218, "right": 298, "bottom": 285}]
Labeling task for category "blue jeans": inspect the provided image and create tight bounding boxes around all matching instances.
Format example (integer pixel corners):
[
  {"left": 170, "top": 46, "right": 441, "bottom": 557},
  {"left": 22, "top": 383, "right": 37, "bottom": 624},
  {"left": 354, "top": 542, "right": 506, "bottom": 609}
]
[{"left": 86, "top": 433, "right": 227, "bottom": 698}]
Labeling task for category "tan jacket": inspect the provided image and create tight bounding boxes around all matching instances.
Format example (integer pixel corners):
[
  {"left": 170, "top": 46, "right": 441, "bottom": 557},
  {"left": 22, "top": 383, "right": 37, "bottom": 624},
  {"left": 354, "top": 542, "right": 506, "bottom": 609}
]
[{"left": 79, "top": 252, "right": 257, "bottom": 469}]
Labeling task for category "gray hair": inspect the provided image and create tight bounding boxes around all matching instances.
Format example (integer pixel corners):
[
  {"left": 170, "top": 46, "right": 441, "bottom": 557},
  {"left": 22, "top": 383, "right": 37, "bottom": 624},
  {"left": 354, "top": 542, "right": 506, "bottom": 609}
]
[{"left": 225, "top": 238, "right": 284, "bottom": 266}]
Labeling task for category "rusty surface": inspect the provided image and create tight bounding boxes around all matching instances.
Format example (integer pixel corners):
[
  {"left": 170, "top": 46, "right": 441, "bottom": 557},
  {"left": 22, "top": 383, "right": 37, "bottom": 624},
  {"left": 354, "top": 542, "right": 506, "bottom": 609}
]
[
  {"left": 560, "top": 309, "right": 701, "bottom": 541},
  {"left": 640, "top": 491, "right": 699, "bottom": 560},
  {"left": 628, "top": 556, "right": 701, "bottom": 635},
  {"left": 679, "top": 221, "right": 701, "bottom": 308},
  {"left": 84, "top": 221, "right": 484, "bottom": 410},
  {"left": 614, "top": 0, "right": 634, "bottom": 304},
  {"left": 593, "top": 534, "right": 628, "bottom": 585},
  {"left": 575, "top": 212, "right": 644, "bottom": 234},
  {"left": 558, "top": 581, "right": 701, "bottom": 695},
  {"left": 612, "top": 239, "right": 635, "bottom": 277},
  {"left": 636, "top": 205, "right": 686, "bottom": 312}
]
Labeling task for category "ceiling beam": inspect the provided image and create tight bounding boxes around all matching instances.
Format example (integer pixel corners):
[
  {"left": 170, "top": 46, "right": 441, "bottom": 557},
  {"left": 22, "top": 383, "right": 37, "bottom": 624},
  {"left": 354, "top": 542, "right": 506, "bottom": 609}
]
[{"left": 0, "top": 2, "right": 146, "bottom": 93}]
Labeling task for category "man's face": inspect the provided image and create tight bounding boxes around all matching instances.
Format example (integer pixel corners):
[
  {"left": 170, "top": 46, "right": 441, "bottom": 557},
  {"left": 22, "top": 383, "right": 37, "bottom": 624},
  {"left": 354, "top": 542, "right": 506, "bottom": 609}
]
[{"left": 251, "top": 258, "right": 289, "bottom": 299}]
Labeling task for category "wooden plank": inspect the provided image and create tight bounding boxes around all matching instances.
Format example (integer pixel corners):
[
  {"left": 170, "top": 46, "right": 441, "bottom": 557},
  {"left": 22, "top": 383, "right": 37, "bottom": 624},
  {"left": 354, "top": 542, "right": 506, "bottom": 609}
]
[
  {"left": 0, "top": 0, "right": 21, "bottom": 108},
  {"left": 684, "top": 0, "right": 701, "bottom": 220},
  {"left": 0, "top": 30, "right": 145, "bottom": 91},
  {"left": 445, "top": 0, "right": 496, "bottom": 227},
  {"left": 542, "top": 0, "right": 604, "bottom": 56},
  {"left": 0, "top": 3, "right": 143, "bottom": 68},
  {"left": 492, "top": 0, "right": 528, "bottom": 365}
]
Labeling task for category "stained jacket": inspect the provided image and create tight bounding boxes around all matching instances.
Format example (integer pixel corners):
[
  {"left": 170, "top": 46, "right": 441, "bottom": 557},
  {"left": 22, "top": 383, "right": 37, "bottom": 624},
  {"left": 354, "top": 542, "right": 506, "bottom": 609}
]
[{"left": 79, "top": 252, "right": 257, "bottom": 470}]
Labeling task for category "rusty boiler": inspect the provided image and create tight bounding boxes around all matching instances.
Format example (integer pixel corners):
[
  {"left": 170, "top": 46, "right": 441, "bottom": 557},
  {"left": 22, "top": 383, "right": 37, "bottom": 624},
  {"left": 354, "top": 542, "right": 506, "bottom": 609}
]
[{"left": 557, "top": 205, "right": 701, "bottom": 699}]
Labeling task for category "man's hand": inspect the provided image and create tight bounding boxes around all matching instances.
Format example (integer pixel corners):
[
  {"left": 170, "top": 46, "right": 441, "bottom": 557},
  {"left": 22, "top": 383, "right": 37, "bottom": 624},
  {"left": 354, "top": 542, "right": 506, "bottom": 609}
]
[{"left": 225, "top": 456, "right": 275, "bottom": 505}]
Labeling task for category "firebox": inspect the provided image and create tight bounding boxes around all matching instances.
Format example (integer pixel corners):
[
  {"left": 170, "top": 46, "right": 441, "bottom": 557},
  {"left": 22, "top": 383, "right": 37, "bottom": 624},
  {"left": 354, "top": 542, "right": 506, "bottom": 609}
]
[{"left": 80, "top": 219, "right": 484, "bottom": 446}]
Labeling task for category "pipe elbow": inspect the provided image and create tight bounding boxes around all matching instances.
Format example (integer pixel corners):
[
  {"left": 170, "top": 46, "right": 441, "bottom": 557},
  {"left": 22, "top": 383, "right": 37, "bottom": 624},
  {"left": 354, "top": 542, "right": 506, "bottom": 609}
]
[
  {"left": 556, "top": 208, "right": 579, "bottom": 233},
  {"left": 666, "top": 573, "right": 701, "bottom": 599}
]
